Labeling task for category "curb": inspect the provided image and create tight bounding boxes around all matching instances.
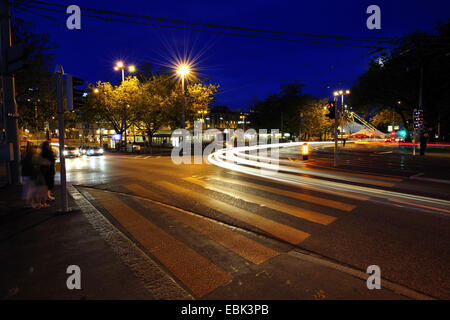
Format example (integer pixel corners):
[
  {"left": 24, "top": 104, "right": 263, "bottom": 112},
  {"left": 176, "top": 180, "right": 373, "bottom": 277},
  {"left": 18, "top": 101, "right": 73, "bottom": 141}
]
[
  {"left": 68, "top": 184, "right": 193, "bottom": 300},
  {"left": 287, "top": 250, "right": 435, "bottom": 300}
]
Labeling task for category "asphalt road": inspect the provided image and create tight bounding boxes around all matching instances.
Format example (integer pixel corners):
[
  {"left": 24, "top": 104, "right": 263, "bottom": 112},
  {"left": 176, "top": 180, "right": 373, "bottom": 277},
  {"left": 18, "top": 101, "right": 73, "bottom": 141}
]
[{"left": 61, "top": 143, "right": 450, "bottom": 299}]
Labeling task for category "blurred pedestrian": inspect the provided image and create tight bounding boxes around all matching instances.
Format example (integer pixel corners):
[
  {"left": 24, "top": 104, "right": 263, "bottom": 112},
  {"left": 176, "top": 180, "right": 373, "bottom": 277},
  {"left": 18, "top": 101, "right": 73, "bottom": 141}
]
[
  {"left": 40, "top": 141, "right": 56, "bottom": 201},
  {"left": 419, "top": 131, "right": 428, "bottom": 156},
  {"left": 21, "top": 142, "right": 36, "bottom": 208},
  {"left": 32, "top": 151, "right": 51, "bottom": 209}
]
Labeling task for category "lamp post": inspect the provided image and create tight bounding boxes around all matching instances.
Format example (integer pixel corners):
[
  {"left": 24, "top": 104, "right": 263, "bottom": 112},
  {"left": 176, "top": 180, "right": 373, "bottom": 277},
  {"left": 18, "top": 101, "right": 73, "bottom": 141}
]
[
  {"left": 114, "top": 61, "right": 135, "bottom": 150},
  {"left": 177, "top": 64, "right": 190, "bottom": 129},
  {"left": 113, "top": 61, "right": 136, "bottom": 82},
  {"left": 198, "top": 110, "right": 207, "bottom": 129},
  {"left": 333, "top": 89, "right": 350, "bottom": 167},
  {"left": 240, "top": 114, "right": 246, "bottom": 131}
]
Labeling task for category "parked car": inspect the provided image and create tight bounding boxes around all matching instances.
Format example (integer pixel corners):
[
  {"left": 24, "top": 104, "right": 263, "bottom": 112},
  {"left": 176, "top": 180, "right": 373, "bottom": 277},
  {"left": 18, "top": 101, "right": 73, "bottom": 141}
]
[{"left": 63, "top": 146, "right": 80, "bottom": 157}]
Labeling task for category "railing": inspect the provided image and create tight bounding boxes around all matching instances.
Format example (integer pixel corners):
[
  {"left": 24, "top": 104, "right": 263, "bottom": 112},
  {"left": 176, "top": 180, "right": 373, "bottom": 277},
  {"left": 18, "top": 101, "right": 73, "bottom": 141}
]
[{"left": 349, "top": 112, "right": 378, "bottom": 131}]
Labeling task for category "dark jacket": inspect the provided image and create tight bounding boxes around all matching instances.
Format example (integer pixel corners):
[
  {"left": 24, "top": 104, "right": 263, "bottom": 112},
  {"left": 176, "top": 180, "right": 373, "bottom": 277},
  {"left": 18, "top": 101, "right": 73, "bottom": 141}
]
[
  {"left": 21, "top": 151, "right": 35, "bottom": 177},
  {"left": 40, "top": 147, "right": 56, "bottom": 190}
]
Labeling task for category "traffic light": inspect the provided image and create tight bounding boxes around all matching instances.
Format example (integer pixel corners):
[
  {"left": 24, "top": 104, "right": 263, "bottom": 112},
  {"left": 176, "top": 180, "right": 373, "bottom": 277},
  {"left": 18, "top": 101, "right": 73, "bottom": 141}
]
[
  {"left": 399, "top": 129, "right": 407, "bottom": 137},
  {"left": 413, "top": 109, "right": 423, "bottom": 129},
  {"left": 326, "top": 101, "right": 335, "bottom": 119},
  {"left": 64, "top": 74, "right": 85, "bottom": 111}
]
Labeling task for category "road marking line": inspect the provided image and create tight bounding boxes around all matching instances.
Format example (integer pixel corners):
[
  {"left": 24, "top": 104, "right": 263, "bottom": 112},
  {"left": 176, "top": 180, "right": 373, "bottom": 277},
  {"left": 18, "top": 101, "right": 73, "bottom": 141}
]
[
  {"left": 388, "top": 198, "right": 450, "bottom": 214},
  {"left": 183, "top": 177, "right": 336, "bottom": 225},
  {"left": 87, "top": 188, "right": 233, "bottom": 298},
  {"left": 292, "top": 166, "right": 399, "bottom": 186},
  {"left": 228, "top": 171, "right": 371, "bottom": 201},
  {"left": 124, "top": 184, "right": 279, "bottom": 265},
  {"left": 156, "top": 181, "right": 310, "bottom": 245},
  {"left": 410, "top": 173, "right": 424, "bottom": 178},
  {"left": 306, "top": 165, "right": 403, "bottom": 182},
  {"left": 206, "top": 176, "right": 356, "bottom": 212},
  {"left": 144, "top": 156, "right": 152, "bottom": 159}
]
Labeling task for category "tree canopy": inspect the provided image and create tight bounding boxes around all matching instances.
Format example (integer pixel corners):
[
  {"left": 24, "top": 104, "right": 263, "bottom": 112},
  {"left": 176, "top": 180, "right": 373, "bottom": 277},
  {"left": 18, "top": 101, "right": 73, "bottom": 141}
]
[
  {"left": 248, "top": 83, "right": 331, "bottom": 140},
  {"left": 84, "top": 73, "right": 218, "bottom": 148},
  {"left": 349, "top": 21, "right": 450, "bottom": 140},
  {"left": 8, "top": 17, "right": 56, "bottom": 133}
]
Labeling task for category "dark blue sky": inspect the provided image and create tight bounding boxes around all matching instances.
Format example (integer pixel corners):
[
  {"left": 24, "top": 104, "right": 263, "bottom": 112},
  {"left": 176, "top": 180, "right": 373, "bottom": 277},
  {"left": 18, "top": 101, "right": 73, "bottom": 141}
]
[{"left": 17, "top": 0, "right": 450, "bottom": 110}]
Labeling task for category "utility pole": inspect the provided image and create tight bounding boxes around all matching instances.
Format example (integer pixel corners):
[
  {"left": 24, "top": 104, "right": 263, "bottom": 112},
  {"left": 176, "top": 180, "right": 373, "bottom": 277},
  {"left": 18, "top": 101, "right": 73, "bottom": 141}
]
[
  {"left": 1, "top": 0, "right": 21, "bottom": 185},
  {"left": 413, "top": 67, "right": 424, "bottom": 156},
  {"left": 181, "top": 75, "right": 185, "bottom": 129},
  {"left": 334, "top": 95, "right": 338, "bottom": 167},
  {"left": 55, "top": 65, "right": 68, "bottom": 213}
]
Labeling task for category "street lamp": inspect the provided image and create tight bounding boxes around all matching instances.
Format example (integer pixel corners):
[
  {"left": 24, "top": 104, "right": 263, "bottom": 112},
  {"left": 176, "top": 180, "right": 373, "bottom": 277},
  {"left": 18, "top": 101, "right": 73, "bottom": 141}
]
[
  {"left": 240, "top": 114, "right": 246, "bottom": 131},
  {"left": 114, "top": 61, "right": 136, "bottom": 150},
  {"left": 177, "top": 64, "right": 190, "bottom": 129},
  {"left": 114, "top": 60, "right": 136, "bottom": 82},
  {"left": 332, "top": 89, "right": 351, "bottom": 167},
  {"left": 198, "top": 109, "right": 208, "bottom": 128}
]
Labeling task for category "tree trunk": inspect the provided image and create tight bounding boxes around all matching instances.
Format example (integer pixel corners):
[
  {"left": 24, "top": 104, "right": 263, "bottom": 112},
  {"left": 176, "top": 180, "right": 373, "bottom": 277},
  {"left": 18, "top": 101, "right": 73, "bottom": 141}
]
[{"left": 147, "top": 131, "right": 153, "bottom": 155}]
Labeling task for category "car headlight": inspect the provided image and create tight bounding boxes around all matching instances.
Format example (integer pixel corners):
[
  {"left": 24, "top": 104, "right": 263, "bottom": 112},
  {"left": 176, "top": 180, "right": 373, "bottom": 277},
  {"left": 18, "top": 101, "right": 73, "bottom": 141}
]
[
  {"left": 99, "top": 148, "right": 104, "bottom": 153},
  {"left": 63, "top": 150, "right": 68, "bottom": 156}
]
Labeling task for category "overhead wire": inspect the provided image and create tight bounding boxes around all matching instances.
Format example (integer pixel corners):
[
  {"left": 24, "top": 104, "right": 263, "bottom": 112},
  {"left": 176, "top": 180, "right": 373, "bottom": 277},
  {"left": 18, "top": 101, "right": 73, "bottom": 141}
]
[{"left": 15, "top": 0, "right": 395, "bottom": 49}]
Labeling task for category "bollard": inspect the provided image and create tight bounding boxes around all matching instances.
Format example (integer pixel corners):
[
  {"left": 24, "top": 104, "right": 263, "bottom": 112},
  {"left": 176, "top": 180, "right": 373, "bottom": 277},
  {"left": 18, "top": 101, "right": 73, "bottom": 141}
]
[{"left": 302, "top": 143, "right": 309, "bottom": 160}]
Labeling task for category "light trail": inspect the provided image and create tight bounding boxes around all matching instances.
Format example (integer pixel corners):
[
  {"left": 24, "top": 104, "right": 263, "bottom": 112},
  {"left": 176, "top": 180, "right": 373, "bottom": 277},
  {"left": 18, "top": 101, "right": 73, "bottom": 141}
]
[{"left": 208, "top": 143, "right": 450, "bottom": 214}]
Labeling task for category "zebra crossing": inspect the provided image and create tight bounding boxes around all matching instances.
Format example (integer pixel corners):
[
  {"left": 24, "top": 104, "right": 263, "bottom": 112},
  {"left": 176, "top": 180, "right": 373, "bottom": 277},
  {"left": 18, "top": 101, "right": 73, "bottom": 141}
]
[
  {"left": 114, "top": 154, "right": 162, "bottom": 160},
  {"left": 83, "top": 173, "right": 367, "bottom": 298}
]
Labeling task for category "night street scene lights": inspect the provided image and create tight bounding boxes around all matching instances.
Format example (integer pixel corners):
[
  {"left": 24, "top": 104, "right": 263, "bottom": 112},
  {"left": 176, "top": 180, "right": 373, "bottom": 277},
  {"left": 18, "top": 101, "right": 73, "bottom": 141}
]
[
  {"left": 334, "top": 89, "right": 350, "bottom": 107},
  {"left": 114, "top": 60, "right": 136, "bottom": 82},
  {"left": 114, "top": 60, "right": 136, "bottom": 150},
  {"left": 198, "top": 109, "right": 208, "bottom": 127},
  {"left": 177, "top": 63, "right": 191, "bottom": 129}
]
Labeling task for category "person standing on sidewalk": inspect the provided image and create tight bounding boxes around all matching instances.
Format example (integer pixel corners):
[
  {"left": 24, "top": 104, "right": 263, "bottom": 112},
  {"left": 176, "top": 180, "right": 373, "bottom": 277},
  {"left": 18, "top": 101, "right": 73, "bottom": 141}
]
[
  {"left": 419, "top": 131, "right": 429, "bottom": 156},
  {"left": 40, "top": 141, "right": 56, "bottom": 201},
  {"left": 33, "top": 150, "right": 51, "bottom": 209},
  {"left": 21, "top": 142, "right": 36, "bottom": 208}
]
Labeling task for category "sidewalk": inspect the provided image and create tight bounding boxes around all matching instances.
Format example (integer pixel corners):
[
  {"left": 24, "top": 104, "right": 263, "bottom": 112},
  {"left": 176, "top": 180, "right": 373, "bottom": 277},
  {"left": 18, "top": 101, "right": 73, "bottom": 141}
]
[{"left": 0, "top": 184, "right": 153, "bottom": 300}]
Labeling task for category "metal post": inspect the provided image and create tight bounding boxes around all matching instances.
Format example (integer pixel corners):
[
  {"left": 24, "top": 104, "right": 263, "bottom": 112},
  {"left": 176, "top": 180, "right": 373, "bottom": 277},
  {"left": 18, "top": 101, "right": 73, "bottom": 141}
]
[
  {"left": 181, "top": 75, "right": 185, "bottom": 129},
  {"left": 413, "top": 67, "right": 424, "bottom": 156},
  {"left": 55, "top": 65, "right": 68, "bottom": 213},
  {"left": 334, "top": 96, "right": 338, "bottom": 167},
  {"left": 1, "top": 0, "right": 21, "bottom": 185},
  {"left": 124, "top": 107, "right": 127, "bottom": 151}
]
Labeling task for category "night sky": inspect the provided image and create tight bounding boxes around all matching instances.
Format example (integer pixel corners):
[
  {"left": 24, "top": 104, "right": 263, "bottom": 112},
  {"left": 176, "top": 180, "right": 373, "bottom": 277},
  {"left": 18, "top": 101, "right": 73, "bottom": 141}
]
[{"left": 16, "top": 0, "right": 450, "bottom": 110}]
